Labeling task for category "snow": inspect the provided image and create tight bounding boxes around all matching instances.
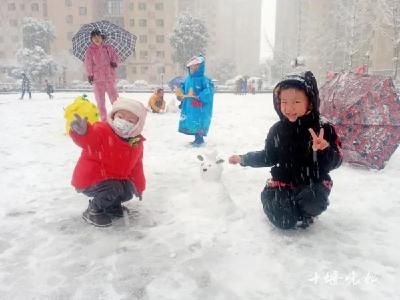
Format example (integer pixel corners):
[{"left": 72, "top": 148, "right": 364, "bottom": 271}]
[{"left": 0, "top": 92, "right": 399, "bottom": 299}]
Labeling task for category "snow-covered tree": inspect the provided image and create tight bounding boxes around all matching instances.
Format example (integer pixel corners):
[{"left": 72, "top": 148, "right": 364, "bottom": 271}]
[
  {"left": 207, "top": 58, "right": 236, "bottom": 82},
  {"left": 301, "top": 0, "right": 376, "bottom": 73},
  {"left": 22, "top": 17, "right": 56, "bottom": 53},
  {"left": 14, "top": 18, "right": 57, "bottom": 85},
  {"left": 170, "top": 13, "right": 209, "bottom": 69},
  {"left": 16, "top": 46, "right": 57, "bottom": 84}
]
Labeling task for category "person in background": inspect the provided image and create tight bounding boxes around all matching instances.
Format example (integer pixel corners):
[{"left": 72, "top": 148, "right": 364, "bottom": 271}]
[
  {"left": 20, "top": 72, "right": 31, "bottom": 100},
  {"left": 148, "top": 88, "right": 166, "bottom": 113},
  {"left": 176, "top": 55, "right": 214, "bottom": 146},
  {"left": 85, "top": 29, "right": 120, "bottom": 121},
  {"left": 45, "top": 79, "right": 54, "bottom": 99}
]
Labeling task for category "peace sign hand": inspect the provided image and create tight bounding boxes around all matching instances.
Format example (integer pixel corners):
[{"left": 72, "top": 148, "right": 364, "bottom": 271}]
[
  {"left": 70, "top": 113, "right": 88, "bottom": 135},
  {"left": 308, "top": 128, "right": 329, "bottom": 151}
]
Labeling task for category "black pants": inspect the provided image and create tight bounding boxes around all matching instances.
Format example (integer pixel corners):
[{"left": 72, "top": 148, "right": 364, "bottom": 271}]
[
  {"left": 80, "top": 179, "right": 136, "bottom": 210},
  {"left": 261, "top": 183, "right": 330, "bottom": 229}
]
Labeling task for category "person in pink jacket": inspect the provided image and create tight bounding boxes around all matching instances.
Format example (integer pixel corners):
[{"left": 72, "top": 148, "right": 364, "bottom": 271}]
[{"left": 85, "top": 29, "right": 120, "bottom": 121}]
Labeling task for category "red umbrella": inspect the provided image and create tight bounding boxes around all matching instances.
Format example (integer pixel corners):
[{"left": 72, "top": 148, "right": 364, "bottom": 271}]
[{"left": 320, "top": 71, "right": 400, "bottom": 169}]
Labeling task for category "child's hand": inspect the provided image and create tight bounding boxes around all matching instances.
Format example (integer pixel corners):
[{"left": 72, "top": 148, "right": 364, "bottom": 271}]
[
  {"left": 70, "top": 113, "right": 88, "bottom": 135},
  {"left": 87, "top": 75, "right": 94, "bottom": 85},
  {"left": 308, "top": 128, "right": 329, "bottom": 151},
  {"left": 229, "top": 155, "right": 241, "bottom": 165}
]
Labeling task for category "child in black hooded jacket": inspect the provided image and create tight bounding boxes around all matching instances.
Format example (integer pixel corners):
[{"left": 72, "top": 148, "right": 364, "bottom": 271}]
[{"left": 229, "top": 71, "right": 342, "bottom": 229}]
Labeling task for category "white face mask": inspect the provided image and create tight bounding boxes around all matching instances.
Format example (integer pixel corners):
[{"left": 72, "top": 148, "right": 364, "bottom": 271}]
[{"left": 113, "top": 117, "right": 135, "bottom": 138}]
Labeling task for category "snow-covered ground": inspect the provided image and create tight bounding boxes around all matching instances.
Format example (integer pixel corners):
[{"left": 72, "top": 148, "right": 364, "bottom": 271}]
[{"left": 0, "top": 92, "right": 399, "bottom": 300}]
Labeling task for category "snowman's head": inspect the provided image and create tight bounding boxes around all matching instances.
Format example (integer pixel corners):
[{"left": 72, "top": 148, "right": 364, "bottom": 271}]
[{"left": 197, "top": 151, "right": 224, "bottom": 182}]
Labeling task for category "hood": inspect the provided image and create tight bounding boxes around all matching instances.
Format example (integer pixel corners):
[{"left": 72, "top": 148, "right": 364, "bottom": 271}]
[
  {"left": 107, "top": 97, "right": 147, "bottom": 138},
  {"left": 272, "top": 71, "right": 320, "bottom": 119},
  {"left": 186, "top": 55, "right": 206, "bottom": 77}
]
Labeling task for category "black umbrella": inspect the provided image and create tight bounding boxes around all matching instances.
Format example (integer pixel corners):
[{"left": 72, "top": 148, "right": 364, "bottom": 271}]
[{"left": 72, "top": 20, "right": 136, "bottom": 62}]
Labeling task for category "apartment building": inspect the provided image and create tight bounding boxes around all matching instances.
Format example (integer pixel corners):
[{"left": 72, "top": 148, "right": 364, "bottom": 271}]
[
  {"left": 1, "top": 0, "right": 263, "bottom": 84},
  {"left": 0, "top": 0, "right": 47, "bottom": 71},
  {"left": 178, "top": 0, "right": 262, "bottom": 76}
]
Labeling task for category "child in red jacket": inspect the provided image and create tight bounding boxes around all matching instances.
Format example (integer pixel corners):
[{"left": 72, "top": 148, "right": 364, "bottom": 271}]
[{"left": 70, "top": 97, "right": 147, "bottom": 227}]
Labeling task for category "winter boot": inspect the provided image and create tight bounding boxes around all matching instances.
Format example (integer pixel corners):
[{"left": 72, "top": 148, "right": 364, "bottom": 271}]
[
  {"left": 105, "top": 203, "right": 129, "bottom": 218},
  {"left": 297, "top": 216, "right": 314, "bottom": 229},
  {"left": 82, "top": 200, "right": 112, "bottom": 227},
  {"left": 191, "top": 134, "right": 205, "bottom": 147}
]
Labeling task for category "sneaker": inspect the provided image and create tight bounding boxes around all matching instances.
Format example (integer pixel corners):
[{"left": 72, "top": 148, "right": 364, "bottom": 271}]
[
  {"left": 82, "top": 202, "right": 112, "bottom": 227},
  {"left": 105, "top": 204, "right": 129, "bottom": 218}
]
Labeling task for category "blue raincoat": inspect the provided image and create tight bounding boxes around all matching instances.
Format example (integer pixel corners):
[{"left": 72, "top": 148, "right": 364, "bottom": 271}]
[{"left": 178, "top": 58, "right": 214, "bottom": 136}]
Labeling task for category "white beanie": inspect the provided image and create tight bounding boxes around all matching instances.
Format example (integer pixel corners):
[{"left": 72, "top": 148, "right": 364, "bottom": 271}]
[
  {"left": 107, "top": 97, "right": 147, "bottom": 138},
  {"left": 186, "top": 56, "right": 204, "bottom": 67}
]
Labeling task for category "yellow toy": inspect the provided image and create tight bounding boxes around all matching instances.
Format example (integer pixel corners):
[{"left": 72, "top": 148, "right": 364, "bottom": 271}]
[
  {"left": 64, "top": 94, "right": 100, "bottom": 133},
  {"left": 175, "top": 88, "right": 197, "bottom": 99}
]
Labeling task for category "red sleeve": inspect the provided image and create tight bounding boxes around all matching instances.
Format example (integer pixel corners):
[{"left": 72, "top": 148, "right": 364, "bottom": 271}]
[
  {"left": 69, "top": 123, "right": 100, "bottom": 149},
  {"left": 129, "top": 146, "right": 145, "bottom": 193}
]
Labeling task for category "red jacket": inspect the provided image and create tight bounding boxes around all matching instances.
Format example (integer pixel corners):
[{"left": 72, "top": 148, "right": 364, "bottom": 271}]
[{"left": 70, "top": 122, "right": 145, "bottom": 193}]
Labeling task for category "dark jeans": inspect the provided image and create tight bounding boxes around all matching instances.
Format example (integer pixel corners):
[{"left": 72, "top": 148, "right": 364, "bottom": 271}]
[
  {"left": 80, "top": 179, "right": 136, "bottom": 211},
  {"left": 21, "top": 89, "right": 31, "bottom": 99},
  {"left": 261, "top": 183, "right": 330, "bottom": 229}
]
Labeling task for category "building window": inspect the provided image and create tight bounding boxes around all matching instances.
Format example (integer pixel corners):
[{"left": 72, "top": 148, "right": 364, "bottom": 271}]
[
  {"left": 156, "top": 35, "right": 164, "bottom": 43},
  {"left": 155, "top": 3, "right": 163, "bottom": 10},
  {"left": 11, "top": 36, "right": 19, "bottom": 42},
  {"left": 106, "top": 0, "right": 122, "bottom": 15},
  {"left": 0, "top": 37, "right": 4, "bottom": 43},
  {"left": 157, "top": 66, "right": 165, "bottom": 73},
  {"left": 79, "top": 7, "right": 87, "bottom": 15},
  {"left": 139, "top": 35, "right": 147, "bottom": 43},
  {"left": 20, "top": 4, "right": 25, "bottom": 10},
  {"left": 67, "top": 32, "right": 74, "bottom": 40},
  {"left": 131, "top": 66, "right": 137, "bottom": 74},
  {"left": 139, "top": 51, "right": 148, "bottom": 59},
  {"left": 139, "top": 19, "right": 147, "bottom": 27},
  {"left": 141, "top": 66, "right": 148, "bottom": 74},
  {"left": 9, "top": 19, "right": 18, "bottom": 27},
  {"left": 65, "top": 0, "right": 72, "bottom": 7},
  {"left": 156, "top": 19, "right": 164, "bottom": 27},
  {"left": 66, "top": 15, "right": 73, "bottom": 24},
  {"left": 8, "top": 3, "right": 16, "bottom": 11},
  {"left": 129, "top": 19, "right": 135, "bottom": 26},
  {"left": 31, "top": 3, "right": 39, "bottom": 11},
  {"left": 128, "top": 2, "right": 134, "bottom": 10},
  {"left": 139, "top": 3, "right": 146, "bottom": 10},
  {"left": 0, "top": 52, "right": 5, "bottom": 58},
  {"left": 156, "top": 51, "right": 165, "bottom": 58}
]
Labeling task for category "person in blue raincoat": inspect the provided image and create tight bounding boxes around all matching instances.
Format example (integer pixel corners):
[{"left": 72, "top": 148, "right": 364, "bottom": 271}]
[{"left": 176, "top": 55, "right": 214, "bottom": 146}]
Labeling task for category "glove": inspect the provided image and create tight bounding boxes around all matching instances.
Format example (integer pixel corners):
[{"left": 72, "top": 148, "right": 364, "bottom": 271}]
[
  {"left": 88, "top": 75, "right": 94, "bottom": 85},
  {"left": 110, "top": 62, "right": 117, "bottom": 68},
  {"left": 70, "top": 113, "right": 88, "bottom": 135}
]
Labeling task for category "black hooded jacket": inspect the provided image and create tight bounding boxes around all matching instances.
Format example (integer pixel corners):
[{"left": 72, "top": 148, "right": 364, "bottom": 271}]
[{"left": 240, "top": 71, "right": 342, "bottom": 186}]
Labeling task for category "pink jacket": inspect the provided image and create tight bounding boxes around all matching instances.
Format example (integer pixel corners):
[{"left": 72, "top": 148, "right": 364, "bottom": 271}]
[{"left": 84, "top": 44, "right": 120, "bottom": 83}]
